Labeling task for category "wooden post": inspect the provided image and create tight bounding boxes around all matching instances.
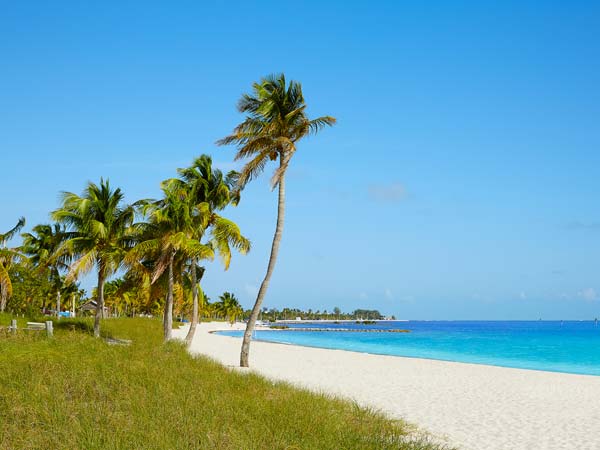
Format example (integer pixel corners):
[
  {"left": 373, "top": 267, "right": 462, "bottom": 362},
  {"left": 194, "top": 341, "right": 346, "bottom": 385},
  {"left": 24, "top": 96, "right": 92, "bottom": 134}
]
[
  {"left": 45, "top": 321, "right": 54, "bottom": 338},
  {"left": 10, "top": 319, "right": 17, "bottom": 334}
]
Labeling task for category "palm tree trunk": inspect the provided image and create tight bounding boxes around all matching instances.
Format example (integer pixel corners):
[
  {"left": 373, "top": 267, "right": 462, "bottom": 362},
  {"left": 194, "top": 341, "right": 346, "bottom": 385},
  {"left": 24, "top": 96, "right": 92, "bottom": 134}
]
[
  {"left": 56, "top": 290, "right": 61, "bottom": 319},
  {"left": 164, "top": 251, "right": 175, "bottom": 341},
  {"left": 0, "top": 290, "right": 6, "bottom": 313},
  {"left": 240, "top": 166, "right": 287, "bottom": 367},
  {"left": 185, "top": 258, "right": 199, "bottom": 345},
  {"left": 94, "top": 267, "right": 105, "bottom": 338}
]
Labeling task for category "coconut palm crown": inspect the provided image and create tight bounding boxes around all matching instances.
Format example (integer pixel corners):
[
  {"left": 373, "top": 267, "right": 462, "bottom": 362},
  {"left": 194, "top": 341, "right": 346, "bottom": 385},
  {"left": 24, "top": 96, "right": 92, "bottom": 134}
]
[
  {"left": 217, "top": 73, "right": 336, "bottom": 189},
  {"left": 51, "top": 179, "right": 135, "bottom": 337}
]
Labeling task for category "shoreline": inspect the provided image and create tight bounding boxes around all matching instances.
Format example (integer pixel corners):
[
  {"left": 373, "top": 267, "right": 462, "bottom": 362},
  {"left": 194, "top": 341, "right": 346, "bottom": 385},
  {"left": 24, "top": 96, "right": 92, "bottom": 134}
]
[
  {"left": 212, "top": 330, "right": 600, "bottom": 378},
  {"left": 175, "top": 322, "right": 600, "bottom": 450}
]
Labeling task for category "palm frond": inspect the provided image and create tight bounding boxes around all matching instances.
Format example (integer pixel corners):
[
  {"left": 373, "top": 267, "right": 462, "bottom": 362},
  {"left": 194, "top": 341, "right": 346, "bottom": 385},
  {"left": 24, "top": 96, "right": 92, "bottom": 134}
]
[
  {"left": 237, "top": 151, "right": 271, "bottom": 189},
  {"left": 0, "top": 217, "right": 26, "bottom": 245},
  {"left": 308, "top": 116, "right": 337, "bottom": 134},
  {"left": 66, "top": 249, "right": 97, "bottom": 282}
]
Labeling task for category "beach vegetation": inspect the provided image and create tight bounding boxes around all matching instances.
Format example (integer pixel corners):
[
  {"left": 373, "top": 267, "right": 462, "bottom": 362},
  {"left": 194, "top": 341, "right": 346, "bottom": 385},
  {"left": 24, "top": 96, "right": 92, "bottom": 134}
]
[
  {"left": 242, "top": 306, "right": 387, "bottom": 322},
  {"left": 0, "top": 217, "right": 26, "bottom": 312},
  {"left": 167, "top": 155, "right": 249, "bottom": 344},
  {"left": 124, "top": 155, "right": 249, "bottom": 341},
  {"left": 21, "top": 223, "right": 73, "bottom": 317},
  {"left": 51, "top": 179, "right": 136, "bottom": 337},
  {"left": 215, "top": 291, "right": 244, "bottom": 325},
  {"left": 0, "top": 317, "right": 448, "bottom": 450}
]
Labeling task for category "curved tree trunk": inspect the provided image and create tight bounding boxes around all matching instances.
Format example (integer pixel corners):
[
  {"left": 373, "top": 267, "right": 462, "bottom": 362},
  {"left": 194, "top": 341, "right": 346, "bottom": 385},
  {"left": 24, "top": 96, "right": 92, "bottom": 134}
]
[
  {"left": 240, "top": 165, "right": 286, "bottom": 367},
  {"left": 185, "top": 258, "right": 199, "bottom": 346},
  {"left": 164, "top": 251, "right": 175, "bottom": 341},
  {"left": 94, "top": 267, "right": 105, "bottom": 338}
]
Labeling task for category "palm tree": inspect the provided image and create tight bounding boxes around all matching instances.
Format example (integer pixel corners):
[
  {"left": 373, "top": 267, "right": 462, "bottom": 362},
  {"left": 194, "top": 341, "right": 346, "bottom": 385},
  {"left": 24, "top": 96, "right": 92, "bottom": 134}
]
[
  {"left": 21, "top": 223, "right": 72, "bottom": 318},
  {"left": 144, "top": 155, "right": 250, "bottom": 344},
  {"left": 333, "top": 306, "right": 341, "bottom": 320},
  {"left": 0, "top": 217, "right": 26, "bottom": 312},
  {"left": 125, "top": 180, "right": 226, "bottom": 341},
  {"left": 218, "top": 73, "right": 336, "bottom": 367},
  {"left": 217, "top": 292, "right": 243, "bottom": 325},
  {"left": 166, "top": 155, "right": 247, "bottom": 345},
  {"left": 126, "top": 181, "right": 215, "bottom": 341},
  {"left": 51, "top": 179, "right": 135, "bottom": 337}
]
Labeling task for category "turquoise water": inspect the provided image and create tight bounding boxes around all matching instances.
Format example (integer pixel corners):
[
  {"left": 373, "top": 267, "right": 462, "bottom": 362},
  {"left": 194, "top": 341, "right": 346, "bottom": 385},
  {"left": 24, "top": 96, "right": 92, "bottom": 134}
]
[{"left": 217, "top": 321, "right": 600, "bottom": 376}]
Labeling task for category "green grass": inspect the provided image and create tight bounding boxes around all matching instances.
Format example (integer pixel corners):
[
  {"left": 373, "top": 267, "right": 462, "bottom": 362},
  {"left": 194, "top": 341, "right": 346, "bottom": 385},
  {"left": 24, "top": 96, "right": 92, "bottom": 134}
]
[{"left": 0, "top": 316, "right": 450, "bottom": 450}]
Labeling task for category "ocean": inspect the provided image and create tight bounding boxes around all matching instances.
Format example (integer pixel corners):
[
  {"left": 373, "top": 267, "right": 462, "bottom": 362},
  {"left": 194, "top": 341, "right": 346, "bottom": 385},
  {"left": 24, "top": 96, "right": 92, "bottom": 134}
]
[{"left": 217, "top": 320, "right": 600, "bottom": 376}]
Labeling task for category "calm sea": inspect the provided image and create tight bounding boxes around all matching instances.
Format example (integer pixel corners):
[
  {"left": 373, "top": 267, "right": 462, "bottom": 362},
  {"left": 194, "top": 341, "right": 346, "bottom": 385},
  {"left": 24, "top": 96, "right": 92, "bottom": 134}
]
[{"left": 217, "top": 320, "right": 600, "bottom": 376}]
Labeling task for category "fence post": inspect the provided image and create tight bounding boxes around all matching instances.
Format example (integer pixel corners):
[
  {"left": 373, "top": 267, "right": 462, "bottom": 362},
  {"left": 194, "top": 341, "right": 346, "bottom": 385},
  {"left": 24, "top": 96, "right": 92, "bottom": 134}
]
[
  {"left": 45, "top": 321, "right": 54, "bottom": 338},
  {"left": 11, "top": 319, "right": 17, "bottom": 334}
]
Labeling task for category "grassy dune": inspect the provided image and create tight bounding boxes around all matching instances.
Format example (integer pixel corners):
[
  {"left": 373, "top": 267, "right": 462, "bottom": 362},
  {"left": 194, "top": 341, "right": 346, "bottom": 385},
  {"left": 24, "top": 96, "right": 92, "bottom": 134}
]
[{"left": 0, "top": 316, "right": 448, "bottom": 450}]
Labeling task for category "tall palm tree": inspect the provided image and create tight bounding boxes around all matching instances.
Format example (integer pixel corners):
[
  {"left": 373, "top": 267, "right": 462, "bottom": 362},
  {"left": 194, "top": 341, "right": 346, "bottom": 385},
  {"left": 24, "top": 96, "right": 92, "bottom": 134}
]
[
  {"left": 51, "top": 179, "right": 135, "bottom": 337},
  {"left": 166, "top": 155, "right": 246, "bottom": 345},
  {"left": 218, "top": 73, "right": 336, "bottom": 367},
  {"left": 21, "top": 223, "right": 72, "bottom": 318},
  {"left": 0, "top": 217, "right": 26, "bottom": 312}
]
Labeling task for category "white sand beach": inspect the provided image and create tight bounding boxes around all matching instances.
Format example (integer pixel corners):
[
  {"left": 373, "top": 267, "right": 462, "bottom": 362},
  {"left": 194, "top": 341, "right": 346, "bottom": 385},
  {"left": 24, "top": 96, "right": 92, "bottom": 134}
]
[{"left": 174, "top": 322, "right": 600, "bottom": 450}]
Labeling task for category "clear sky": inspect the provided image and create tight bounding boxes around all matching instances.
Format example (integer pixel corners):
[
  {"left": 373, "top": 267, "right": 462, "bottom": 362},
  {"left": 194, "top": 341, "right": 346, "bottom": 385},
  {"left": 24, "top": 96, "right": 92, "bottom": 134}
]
[{"left": 2, "top": 1, "right": 599, "bottom": 319}]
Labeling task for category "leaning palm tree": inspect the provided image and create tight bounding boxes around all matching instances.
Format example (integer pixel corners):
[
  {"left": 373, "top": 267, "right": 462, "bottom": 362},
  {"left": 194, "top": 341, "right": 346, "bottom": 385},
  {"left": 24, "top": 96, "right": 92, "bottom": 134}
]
[
  {"left": 0, "top": 217, "right": 26, "bottom": 312},
  {"left": 126, "top": 182, "right": 213, "bottom": 341},
  {"left": 166, "top": 155, "right": 245, "bottom": 345},
  {"left": 218, "top": 73, "right": 335, "bottom": 367},
  {"left": 127, "top": 175, "right": 249, "bottom": 341},
  {"left": 21, "top": 223, "right": 72, "bottom": 318},
  {"left": 52, "top": 179, "right": 135, "bottom": 337}
]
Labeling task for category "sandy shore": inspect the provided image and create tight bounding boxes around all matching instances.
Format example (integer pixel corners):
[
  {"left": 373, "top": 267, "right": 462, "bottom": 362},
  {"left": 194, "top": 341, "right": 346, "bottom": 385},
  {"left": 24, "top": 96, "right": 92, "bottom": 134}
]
[{"left": 173, "top": 322, "right": 600, "bottom": 450}]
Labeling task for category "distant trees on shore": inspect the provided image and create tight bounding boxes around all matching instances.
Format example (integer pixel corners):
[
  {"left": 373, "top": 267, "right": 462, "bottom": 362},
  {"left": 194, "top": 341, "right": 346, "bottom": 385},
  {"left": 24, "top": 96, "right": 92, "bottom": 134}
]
[{"left": 250, "top": 307, "right": 391, "bottom": 322}]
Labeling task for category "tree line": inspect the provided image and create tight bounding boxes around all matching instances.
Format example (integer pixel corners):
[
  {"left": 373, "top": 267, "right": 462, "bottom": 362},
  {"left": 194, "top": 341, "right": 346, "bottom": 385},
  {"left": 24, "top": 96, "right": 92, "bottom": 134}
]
[
  {"left": 253, "top": 307, "right": 392, "bottom": 322},
  {"left": 1, "top": 154, "right": 249, "bottom": 344},
  {"left": 0, "top": 73, "right": 336, "bottom": 367}
]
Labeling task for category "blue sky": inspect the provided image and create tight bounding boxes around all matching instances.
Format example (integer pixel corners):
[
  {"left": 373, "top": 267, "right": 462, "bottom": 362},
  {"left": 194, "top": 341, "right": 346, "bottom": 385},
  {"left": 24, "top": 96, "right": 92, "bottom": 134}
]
[{"left": 2, "top": 1, "right": 599, "bottom": 319}]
